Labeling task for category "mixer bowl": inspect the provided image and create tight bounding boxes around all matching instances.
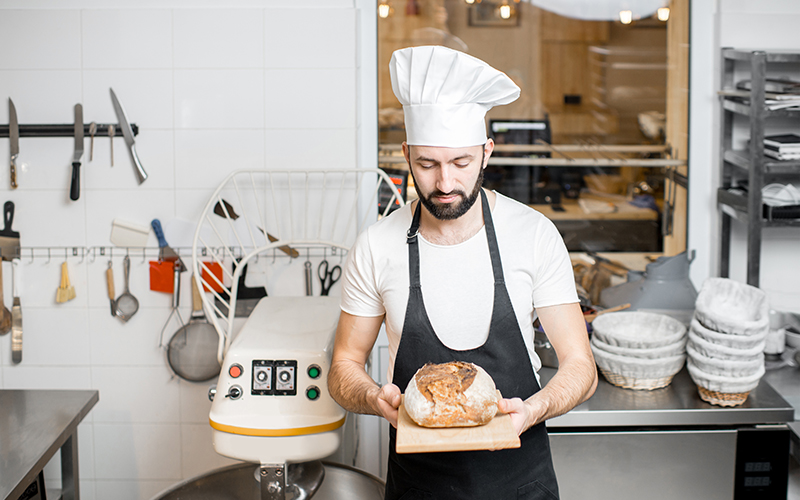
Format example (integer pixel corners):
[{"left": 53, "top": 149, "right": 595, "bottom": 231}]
[{"left": 151, "top": 461, "right": 384, "bottom": 500}]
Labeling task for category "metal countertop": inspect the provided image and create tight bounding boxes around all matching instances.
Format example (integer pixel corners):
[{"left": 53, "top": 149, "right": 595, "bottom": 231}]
[
  {"left": 541, "top": 367, "right": 795, "bottom": 428},
  {"left": 0, "top": 389, "right": 98, "bottom": 500}
]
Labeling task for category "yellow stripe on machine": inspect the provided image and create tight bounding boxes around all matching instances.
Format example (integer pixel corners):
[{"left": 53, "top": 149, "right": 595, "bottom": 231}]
[{"left": 210, "top": 417, "right": 346, "bottom": 437}]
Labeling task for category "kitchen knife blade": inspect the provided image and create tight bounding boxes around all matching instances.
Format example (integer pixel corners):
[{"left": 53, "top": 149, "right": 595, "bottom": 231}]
[
  {"left": 109, "top": 88, "right": 148, "bottom": 184},
  {"left": 70, "top": 103, "right": 84, "bottom": 201},
  {"left": 9, "top": 99, "right": 19, "bottom": 190}
]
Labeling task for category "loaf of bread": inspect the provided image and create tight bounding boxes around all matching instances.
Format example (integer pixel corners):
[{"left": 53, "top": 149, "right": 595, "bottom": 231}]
[{"left": 404, "top": 361, "right": 499, "bottom": 428}]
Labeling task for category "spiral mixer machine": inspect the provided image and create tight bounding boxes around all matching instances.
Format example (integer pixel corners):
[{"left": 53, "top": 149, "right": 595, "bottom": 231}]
[{"left": 183, "top": 169, "right": 403, "bottom": 500}]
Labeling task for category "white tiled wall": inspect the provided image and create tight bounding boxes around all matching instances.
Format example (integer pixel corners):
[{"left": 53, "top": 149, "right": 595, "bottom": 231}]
[{"left": 0, "top": 2, "right": 372, "bottom": 498}]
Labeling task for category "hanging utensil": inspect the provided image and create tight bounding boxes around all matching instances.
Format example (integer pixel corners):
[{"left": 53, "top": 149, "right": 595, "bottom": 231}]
[
  {"left": 89, "top": 121, "right": 97, "bottom": 161},
  {"left": 115, "top": 254, "right": 139, "bottom": 322},
  {"left": 0, "top": 260, "right": 10, "bottom": 335},
  {"left": 304, "top": 261, "right": 313, "bottom": 296},
  {"left": 106, "top": 260, "right": 116, "bottom": 317},
  {"left": 9, "top": 99, "right": 19, "bottom": 189},
  {"left": 108, "top": 124, "right": 115, "bottom": 166},
  {"left": 69, "top": 103, "right": 84, "bottom": 201},
  {"left": 212, "top": 199, "right": 299, "bottom": 258},
  {"left": 318, "top": 259, "right": 341, "bottom": 296},
  {"left": 56, "top": 261, "right": 76, "bottom": 303},
  {"left": 151, "top": 219, "right": 185, "bottom": 271},
  {"left": 11, "top": 260, "right": 22, "bottom": 363},
  {"left": 166, "top": 273, "right": 221, "bottom": 382},
  {"left": 109, "top": 88, "right": 148, "bottom": 184},
  {"left": 159, "top": 261, "right": 185, "bottom": 347}
]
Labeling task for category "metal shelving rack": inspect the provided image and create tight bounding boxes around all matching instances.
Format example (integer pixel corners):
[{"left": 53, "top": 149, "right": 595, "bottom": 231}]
[{"left": 718, "top": 48, "right": 800, "bottom": 286}]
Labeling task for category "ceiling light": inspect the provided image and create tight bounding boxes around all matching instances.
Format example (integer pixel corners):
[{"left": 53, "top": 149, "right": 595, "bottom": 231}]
[
  {"left": 657, "top": 7, "right": 670, "bottom": 21},
  {"left": 619, "top": 10, "right": 633, "bottom": 24},
  {"left": 499, "top": 3, "right": 512, "bottom": 19}
]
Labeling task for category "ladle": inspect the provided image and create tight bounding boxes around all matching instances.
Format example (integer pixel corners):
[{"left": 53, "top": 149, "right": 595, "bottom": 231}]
[{"left": 115, "top": 255, "right": 139, "bottom": 322}]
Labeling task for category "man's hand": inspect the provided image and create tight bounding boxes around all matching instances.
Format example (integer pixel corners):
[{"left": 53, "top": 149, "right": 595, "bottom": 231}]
[
  {"left": 498, "top": 397, "right": 544, "bottom": 435},
  {"left": 374, "top": 383, "right": 402, "bottom": 427}
]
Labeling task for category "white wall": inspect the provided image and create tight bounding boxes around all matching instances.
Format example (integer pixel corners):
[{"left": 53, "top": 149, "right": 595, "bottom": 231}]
[
  {"left": 0, "top": 1, "right": 376, "bottom": 499},
  {"left": 689, "top": 0, "right": 800, "bottom": 313}
]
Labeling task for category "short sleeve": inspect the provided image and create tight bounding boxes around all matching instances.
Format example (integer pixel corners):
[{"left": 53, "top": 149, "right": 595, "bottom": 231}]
[
  {"left": 340, "top": 229, "right": 386, "bottom": 317},
  {"left": 531, "top": 219, "right": 579, "bottom": 308}
]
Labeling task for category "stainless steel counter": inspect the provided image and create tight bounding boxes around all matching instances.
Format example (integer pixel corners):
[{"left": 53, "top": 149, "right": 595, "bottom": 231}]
[
  {"left": 541, "top": 367, "right": 795, "bottom": 428},
  {"left": 0, "top": 389, "right": 98, "bottom": 500}
]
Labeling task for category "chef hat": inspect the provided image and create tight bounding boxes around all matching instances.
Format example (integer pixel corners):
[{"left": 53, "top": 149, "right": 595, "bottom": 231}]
[{"left": 389, "top": 46, "right": 520, "bottom": 148}]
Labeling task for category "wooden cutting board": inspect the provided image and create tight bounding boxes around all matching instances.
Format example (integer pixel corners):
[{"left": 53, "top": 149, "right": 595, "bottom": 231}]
[{"left": 396, "top": 403, "right": 521, "bottom": 454}]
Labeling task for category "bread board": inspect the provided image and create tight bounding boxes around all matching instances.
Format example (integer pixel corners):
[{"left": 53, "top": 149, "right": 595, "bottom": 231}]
[{"left": 396, "top": 403, "right": 521, "bottom": 454}]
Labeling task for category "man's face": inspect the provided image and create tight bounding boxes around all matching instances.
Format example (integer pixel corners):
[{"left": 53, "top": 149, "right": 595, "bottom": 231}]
[{"left": 404, "top": 142, "right": 491, "bottom": 221}]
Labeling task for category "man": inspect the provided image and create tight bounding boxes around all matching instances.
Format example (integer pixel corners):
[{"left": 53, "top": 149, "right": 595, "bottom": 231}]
[{"left": 329, "top": 45, "right": 597, "bottom": 499}]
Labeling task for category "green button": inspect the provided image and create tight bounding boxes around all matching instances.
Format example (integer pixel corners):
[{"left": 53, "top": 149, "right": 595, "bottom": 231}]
[
  {"left": 306, "top": 388, "right": 319, "bottom": 400},
  {"left": 308, "top": 366, "right": 321, "bottom": 379}
]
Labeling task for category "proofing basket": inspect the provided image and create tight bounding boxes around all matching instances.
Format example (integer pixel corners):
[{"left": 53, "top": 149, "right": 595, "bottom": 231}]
[
  {"left": 592, "top": 311, "right": 687, "bottom": 349},
  {"left": 690, "top": 317, "right": 767, "bottom": 349},
  {"left": 686, "top": 344, "right": 764, "bottom": 377},
  {"left": 695, "top": 277, "right": 769, "bottom": 336},
  {"left": 687, "top": 329, "right": 765, "bottom": 361},
  {"left": 686, "top": 362, "right": 765, "bottom": 407},
  {"left": 592, "top": 344, "right": 685, "bottom": 390},
  {"left": 591, "top": 335, "right": 686, "bottom": 360}
]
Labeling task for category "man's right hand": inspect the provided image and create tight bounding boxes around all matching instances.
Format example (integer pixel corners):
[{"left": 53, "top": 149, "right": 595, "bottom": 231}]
[{"left": 374, "top": 383, "right": 402, "bottom": 427}]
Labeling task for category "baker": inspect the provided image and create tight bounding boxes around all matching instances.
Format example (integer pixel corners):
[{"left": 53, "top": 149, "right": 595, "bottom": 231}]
[{"left": 328, "top": 45, "right": 597, "bottom": 499}]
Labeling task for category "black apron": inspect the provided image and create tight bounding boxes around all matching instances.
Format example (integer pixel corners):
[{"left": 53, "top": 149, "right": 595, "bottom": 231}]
[{"left": 386, "top": 189, "right": 560, "bottom": 500}]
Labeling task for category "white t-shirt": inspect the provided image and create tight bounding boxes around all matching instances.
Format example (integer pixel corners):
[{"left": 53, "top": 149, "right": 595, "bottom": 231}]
[{"left": 340, "top": 191, "right": 578, "bottom": 382}]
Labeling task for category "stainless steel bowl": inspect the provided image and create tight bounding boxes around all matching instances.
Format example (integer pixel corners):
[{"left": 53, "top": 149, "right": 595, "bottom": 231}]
[{"left": 151, "top": 461, "right": 384, "bottom": 500}]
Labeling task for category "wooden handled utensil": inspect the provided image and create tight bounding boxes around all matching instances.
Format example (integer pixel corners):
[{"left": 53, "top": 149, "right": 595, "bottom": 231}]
[
  {"left": 106, "top": 260, "right": 116, "bottom": 317},
  {"left": 0, "top": 260, "right": 10, "bottom": 335}
]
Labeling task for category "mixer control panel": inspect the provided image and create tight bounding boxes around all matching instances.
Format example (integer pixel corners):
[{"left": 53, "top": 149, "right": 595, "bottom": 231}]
[{"left": 251, "top": 360, "right": 298, "bottom": 396}]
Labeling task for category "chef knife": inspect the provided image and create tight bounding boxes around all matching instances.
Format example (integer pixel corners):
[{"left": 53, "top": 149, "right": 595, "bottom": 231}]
[
  {"left": 109, "top": 88, "right": 148, "bottom": 184},
  {"left": 70, "top": 103, "right": 84, "bottom": 201},
  {"left": 9, "top": 99, "right": 19, "bottom": 190}
]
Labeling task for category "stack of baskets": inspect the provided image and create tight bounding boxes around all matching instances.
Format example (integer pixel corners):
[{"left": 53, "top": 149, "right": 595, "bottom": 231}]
[
  {"left": 687, "top": 277, "right": 769, "bottom": 407},
  {"left": 591, "top": 311, "right": 687, "bottom": 390}
]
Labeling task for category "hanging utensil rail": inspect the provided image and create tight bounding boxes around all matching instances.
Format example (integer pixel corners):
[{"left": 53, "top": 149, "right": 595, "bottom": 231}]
[{"left": 0, "top": 123, "right": 137, "bottom": 138}]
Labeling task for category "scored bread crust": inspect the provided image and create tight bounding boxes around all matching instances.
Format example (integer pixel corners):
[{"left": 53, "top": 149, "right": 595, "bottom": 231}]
[{"left": 404, "top": 361, "right": 499, "bottom": 428}]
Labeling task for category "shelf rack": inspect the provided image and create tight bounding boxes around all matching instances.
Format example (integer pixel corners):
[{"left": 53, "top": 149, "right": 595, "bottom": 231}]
[{"left": 717, "top": 48, "right": 800, "bottom": 286}]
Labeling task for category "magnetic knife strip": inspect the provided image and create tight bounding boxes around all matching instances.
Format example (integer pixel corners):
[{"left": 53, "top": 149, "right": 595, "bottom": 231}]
[{"left": 0, "top": 123, "right": 138, "bottom": 137}]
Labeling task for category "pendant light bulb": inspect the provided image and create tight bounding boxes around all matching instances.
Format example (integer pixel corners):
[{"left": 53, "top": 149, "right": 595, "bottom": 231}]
[
  {"left": 619, "top": 10, "right": 633, "bottom": 24},
  {"left": 378, "top": 1, "right": 393, "bottom": 18},
  {"left": 464, "top": 0, "right": 475, "bottom": 4},
  {"left": 657, "top": 7, "right": 670, "bottom": 21},
  {"left": 499, "top": 2, "right": 512, "bottom": 19}
]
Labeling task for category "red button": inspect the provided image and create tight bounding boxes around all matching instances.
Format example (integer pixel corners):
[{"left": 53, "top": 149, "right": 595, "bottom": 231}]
[{"left": 229, "top": 364, "right": 242, "bottom": 378}]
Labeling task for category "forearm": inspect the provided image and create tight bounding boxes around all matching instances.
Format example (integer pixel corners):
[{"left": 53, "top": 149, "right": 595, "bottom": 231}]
[
  {"left": 525, "top": 354, "right": 597, "bottom": 425},
  {"left": 328, "top": 357, "right": 382, "bottom": 416}
]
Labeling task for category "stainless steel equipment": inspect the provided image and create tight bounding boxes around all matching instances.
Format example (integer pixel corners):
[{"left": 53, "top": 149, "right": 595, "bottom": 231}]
[
  {"left": 543, "top": 367, "right": 794, "bottom": 500},
  {"left": 151, "top": 461, "right": 384, "bottom": 500}
]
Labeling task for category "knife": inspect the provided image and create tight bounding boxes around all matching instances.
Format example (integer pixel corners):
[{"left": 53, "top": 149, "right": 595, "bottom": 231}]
[
  {"left": 70, "top": 103, "right": 84, "bottom": 201},
  {"left": 9, "top": 99, "right": 19, "bottom": 190},
  {"left": 109, "top": 88, "right": 148, "bottom": 184}
]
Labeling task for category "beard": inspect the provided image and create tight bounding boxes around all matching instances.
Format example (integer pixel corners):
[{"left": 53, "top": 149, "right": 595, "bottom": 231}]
[{"left": 413, "top": 159, "right": 485, "bottom": 221}]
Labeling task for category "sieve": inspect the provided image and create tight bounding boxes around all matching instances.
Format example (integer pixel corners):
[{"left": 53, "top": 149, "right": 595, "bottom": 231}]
[
  {"left": 115, "top": 255, "right": 139, "bottom": 322},
  {"left": 166, "top": 273, "right": 220, "bottom": 382}
]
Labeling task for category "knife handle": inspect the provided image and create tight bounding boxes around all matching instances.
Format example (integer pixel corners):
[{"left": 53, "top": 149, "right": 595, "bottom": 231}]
[
  {"left": 10, "top": 158, "right": 17, "bottom": 190},
  {"left": 130, "top": 143, "right": 148, "bottom": 184},
  {"left": 70, "top": 161, "right": 81, "bottom": 201}
]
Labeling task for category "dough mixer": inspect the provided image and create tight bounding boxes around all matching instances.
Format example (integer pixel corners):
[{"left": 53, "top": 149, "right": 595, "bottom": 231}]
[{"left": 190, "top": 169, "right": 404, "bottom": 500}]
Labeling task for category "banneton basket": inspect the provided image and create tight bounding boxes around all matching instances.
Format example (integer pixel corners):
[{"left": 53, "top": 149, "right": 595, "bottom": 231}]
[
  {"left": 591, "top": 335, "right": 686, "bottom": 360},
  {"left": 591, "top": 344, "right": 685, "bottom": 390},
  {"left": 592, "top": 311, "right": 687, "bottom": 349},
  {"left": 690, "top": 317, "right": 767, "bottom": 350},
  {"left": 687, "top": 362, "right": 766, "bottom": 407},
  {"left": 695, "top": 277, "right": 769, "bottom": 336},
  {"left": 687, "top": 330, "right": 765, "bottom": 361},
  {"left": 686, "top": 344, "right": 764, "bottom": 377}
]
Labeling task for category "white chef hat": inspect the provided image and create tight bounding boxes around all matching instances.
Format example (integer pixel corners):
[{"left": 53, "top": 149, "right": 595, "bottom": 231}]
[{"left": 389, "top": 45, "right": 520, "bottom": 148}]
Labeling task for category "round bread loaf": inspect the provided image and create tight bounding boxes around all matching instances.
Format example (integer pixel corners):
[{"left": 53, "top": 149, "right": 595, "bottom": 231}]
[{"left": 404, "top": 361, "right": 499, "bottom": 428}]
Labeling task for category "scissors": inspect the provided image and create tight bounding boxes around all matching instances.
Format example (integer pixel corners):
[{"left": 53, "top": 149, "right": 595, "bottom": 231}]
[{"left": 318, "top": 260, "right": 342, "bottom": 296}]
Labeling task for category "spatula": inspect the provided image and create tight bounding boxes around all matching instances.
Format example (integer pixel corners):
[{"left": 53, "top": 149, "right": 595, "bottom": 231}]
[{"left": 151, "top": 219, "right": 185, "bottom": 272}]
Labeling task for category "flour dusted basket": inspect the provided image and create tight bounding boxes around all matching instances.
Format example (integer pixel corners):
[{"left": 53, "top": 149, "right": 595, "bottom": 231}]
[
  {"left": 591, "top": 311, "right": 687, "bottom": 390},
  {"left": 687, "top": 278, "right": 769, "bottom": 407}
]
